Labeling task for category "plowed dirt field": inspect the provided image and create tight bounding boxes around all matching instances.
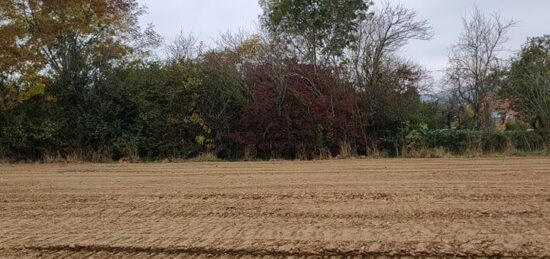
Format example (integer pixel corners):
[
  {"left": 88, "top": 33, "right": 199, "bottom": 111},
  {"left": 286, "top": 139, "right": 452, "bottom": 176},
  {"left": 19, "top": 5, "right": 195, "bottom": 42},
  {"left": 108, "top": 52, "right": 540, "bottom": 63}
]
[{"left": 1, "top": 158, "right": 549, "bottom": 258}]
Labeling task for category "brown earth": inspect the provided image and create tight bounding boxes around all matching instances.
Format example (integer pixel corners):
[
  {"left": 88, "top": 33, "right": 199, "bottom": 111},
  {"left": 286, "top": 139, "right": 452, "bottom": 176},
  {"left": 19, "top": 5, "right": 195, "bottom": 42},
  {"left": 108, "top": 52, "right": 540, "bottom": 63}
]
[{"left": 0, "top": 158, "right": 549, "bottom": 258}]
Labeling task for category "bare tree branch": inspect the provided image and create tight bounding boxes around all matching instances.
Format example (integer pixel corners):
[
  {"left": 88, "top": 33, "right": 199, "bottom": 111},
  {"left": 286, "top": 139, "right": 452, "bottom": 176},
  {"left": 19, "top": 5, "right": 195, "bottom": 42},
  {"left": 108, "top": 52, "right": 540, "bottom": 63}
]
[{"left": 446, "top": 6, "right": 515, "bottom": 129}]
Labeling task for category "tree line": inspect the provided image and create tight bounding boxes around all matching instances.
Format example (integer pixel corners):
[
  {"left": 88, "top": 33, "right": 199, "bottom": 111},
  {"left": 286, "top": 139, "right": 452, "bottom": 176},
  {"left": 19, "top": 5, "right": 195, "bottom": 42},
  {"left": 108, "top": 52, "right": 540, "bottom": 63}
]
[{"left": 0, "top": 0, "right": 549, "bottom": 162}]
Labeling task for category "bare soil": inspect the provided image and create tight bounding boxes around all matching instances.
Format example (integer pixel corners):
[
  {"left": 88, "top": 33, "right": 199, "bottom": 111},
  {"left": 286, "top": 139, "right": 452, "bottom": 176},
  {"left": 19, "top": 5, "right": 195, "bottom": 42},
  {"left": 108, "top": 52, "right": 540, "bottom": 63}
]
[{"left": 1, "top": 158, "right": 549, "bottom": 258}]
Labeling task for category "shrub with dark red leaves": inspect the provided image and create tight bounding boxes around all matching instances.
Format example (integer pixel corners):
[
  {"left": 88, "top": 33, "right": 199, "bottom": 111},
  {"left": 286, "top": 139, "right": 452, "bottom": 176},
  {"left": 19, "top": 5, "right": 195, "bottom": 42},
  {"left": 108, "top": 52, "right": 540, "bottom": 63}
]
[{"left": 229, "top": 63, "right": 368, "bottom": 159}]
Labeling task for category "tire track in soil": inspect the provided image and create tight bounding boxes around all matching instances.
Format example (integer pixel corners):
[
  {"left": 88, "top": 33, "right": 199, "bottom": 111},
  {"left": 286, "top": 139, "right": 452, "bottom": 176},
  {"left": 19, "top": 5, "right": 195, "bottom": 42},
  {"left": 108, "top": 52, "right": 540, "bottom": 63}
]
[{"left": 0, "top": 244, "right": 537, "bottom": 258}]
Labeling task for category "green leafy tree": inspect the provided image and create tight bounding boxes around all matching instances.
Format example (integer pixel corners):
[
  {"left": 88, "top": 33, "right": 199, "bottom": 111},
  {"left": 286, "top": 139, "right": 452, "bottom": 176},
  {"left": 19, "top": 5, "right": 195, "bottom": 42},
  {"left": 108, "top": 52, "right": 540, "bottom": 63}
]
[
  {"left": 198, "top": 39, "right": 259, "bottom": 158},
  {"left": 260, "top": 0, "right": 370, "bottom": 66},
  {"left": 504, "top": 35, "right": 550, "bottom": 131}
]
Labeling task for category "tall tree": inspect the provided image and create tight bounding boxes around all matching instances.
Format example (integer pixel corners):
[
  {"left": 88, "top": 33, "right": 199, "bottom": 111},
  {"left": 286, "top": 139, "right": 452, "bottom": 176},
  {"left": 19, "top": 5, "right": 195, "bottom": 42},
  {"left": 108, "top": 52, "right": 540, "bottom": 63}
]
[
  {"left": 259, "top": 0, "right": 370, "bottom": 66},
  {"left": 446, "top": 7, "right": 514, "bottom": 129},
  {"left": 347, "top": 2, "right": 432, "bottom": 151},
  {"left": 0, "top": 0, "right": 159, "bottom": 109},
  {"left": 504, "top": 35, "right": 550, "bottom": 130},
  {"left": 351, "top": 2, "right": 432, "bottom": 90}
]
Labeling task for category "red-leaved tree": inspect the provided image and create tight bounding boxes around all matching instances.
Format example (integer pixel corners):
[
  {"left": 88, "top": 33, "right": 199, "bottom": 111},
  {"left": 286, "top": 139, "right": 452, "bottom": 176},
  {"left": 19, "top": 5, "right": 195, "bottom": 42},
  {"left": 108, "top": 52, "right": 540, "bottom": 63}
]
[{"left": 229, "top": 63, "right": 368, "bottom": 159}]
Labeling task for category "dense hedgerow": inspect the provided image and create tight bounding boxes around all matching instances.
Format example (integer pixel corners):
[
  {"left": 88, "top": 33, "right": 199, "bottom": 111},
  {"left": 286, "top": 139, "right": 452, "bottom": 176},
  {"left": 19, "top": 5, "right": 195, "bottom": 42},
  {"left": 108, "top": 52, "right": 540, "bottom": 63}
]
[
  {"left": 425, "top": 129, "right": 548, "bottom": 154},
  {"left": 1, "top": 1, "right": 549, "bottom": 162}
]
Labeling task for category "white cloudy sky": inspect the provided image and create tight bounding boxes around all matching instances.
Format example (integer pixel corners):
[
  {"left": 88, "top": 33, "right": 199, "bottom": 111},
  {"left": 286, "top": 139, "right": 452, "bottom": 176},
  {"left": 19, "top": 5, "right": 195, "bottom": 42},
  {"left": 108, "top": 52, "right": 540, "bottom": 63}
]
[{"left": 139, "top": 0, "right": 550, "bottom": 80}]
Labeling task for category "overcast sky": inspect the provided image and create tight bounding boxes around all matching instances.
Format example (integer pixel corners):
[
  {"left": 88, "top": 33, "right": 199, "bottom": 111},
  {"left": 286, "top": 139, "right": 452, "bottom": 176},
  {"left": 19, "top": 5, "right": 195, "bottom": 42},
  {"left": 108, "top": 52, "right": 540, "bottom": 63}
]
[{"left": 139, "top": 0, "right": 550, "bottom": 81}]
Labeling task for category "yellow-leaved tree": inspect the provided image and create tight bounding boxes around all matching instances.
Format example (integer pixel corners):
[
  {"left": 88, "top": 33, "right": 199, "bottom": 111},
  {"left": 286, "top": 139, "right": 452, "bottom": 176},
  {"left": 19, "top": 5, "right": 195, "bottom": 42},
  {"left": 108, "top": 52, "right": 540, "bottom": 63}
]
[{"left": 0, "top": 0, "right": 159, "bottom": 110}]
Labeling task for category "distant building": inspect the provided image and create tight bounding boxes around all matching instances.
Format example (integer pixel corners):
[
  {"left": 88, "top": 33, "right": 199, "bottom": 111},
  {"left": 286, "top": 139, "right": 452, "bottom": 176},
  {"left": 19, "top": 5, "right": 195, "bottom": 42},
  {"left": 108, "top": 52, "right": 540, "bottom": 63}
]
[{"left": 493, "top": 99, "right": 518, "bottom": 131}]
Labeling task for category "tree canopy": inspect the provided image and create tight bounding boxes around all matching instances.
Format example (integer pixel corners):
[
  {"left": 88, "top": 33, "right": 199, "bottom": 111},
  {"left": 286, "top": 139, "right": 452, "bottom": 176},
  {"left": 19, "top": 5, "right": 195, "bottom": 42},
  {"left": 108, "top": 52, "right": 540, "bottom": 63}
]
[
  {"left": 505, "top": 36, "right": 550, "bottom": 130},
  {"left": 260, "top": 0, "right": 370, "bottom": 65},
  {"left": 0, "top": 0, "right": 158, "bottom": 109}
]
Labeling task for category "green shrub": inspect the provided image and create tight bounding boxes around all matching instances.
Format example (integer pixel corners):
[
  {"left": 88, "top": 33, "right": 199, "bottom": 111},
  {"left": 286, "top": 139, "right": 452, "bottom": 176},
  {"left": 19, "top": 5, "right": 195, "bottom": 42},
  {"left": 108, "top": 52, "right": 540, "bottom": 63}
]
[
  {"left": 505, "top": 122, "right": 528, "bottom": 131},
  {"left": 506, "top": 130, "right": 547, "bottom": 151},
  {"left": 426, "top": 129, "right": 547, "bottom": 154}
]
